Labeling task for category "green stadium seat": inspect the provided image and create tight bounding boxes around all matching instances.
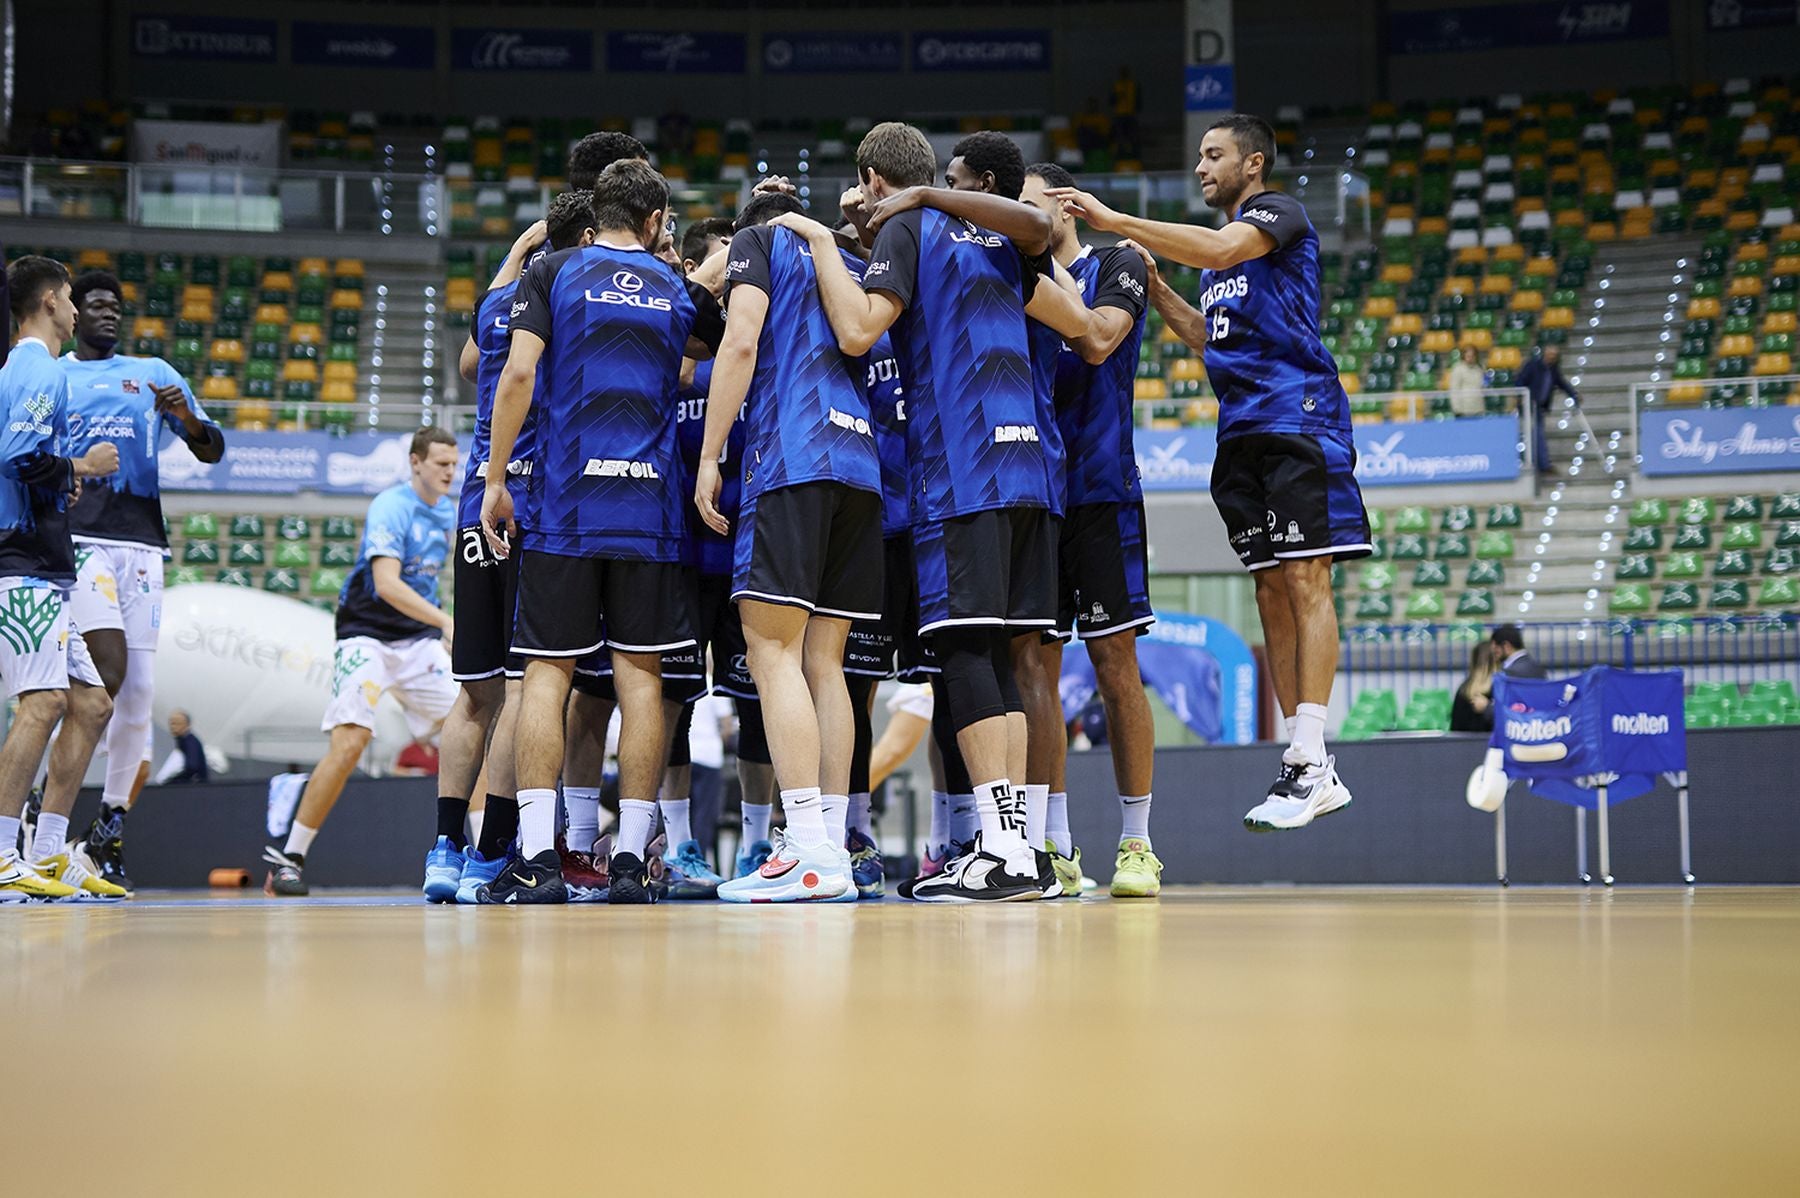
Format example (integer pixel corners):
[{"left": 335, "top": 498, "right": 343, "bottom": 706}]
[
  {"left": 1392, "top": 534, "right": 1428, "bottom": 561},
  {"left": 1616, "top": 553, "right": 1656, "bottom": 580},
  {"left": 1664, "top": 551, "right": 1703, "bottom": 578},
  {"left": 1758, "top": 576, "right": 1799, "bottom": 606},
  {"left": 273, "top": 541, "right": 310, "bottom": 569},
  {"left": 1750, "top": 680, "right": 1799, "bottom": 711},
  {"left": 214, "top": 568, "right": 252, "bottom": 587},
  {"left": 1366, "top": 508, "right": 1387, "bottom": 535},
  {"left": 1710, "top": 580, "right": 1749, "bottom": 608},
  {"left": 182, "top": 513, "right": 219, "bottom": 539},
  {"left": 1365, "top": 536, "right": 1388, "bottom": 560},
  {"left": 263, "top": 569, "right": 301, "bottom": 595},
  {"left": 1678, "top": 497, "right": 1716, "bottom": 525},
  {"left": 1610, "top": 583, "right": 1651, "bottom": 613},
  {"left": 1766, "top": 547, "right": 1799, "bottom": 574},
  {"left": 168, "top": 565, "right": 204, "bottom": 587},
  {"left": 1772, "top": 493, "right": 1800, "bottom": 519},
  {"left": 1456, "top": 589, "right": 1496, "bottom": 616},
  {"left": 1355, "top": 593, "right": 1394, "bottom": 620},
  {"left": 181, "top": 540, "right": 220, "bottom": 566},
  {"left": 228, "top": 538, "right": 266, "bottom": 566},
  {"left": 320, "top": 542, "right": 357, "bottom": 568},
  {"left": 1433, "top": 532, "right": 1471, "bottom": 558},
  {"left": 1660, "top": 582, "right": 1700, "bottom": 610},
  {"left": 1624, "top": 525, "right": 1663, "bottom": 551},
  {"left": 1723, "top": 494, "right": 1763, "bottom": 521},
  {"left": 1673, "top": 523, "right": 1712, "bottom": 550},
  {"left": 310, "top": 568, "right": 346, "bottom": 598},
  {"left": 277, "top": 515, "right": 311, "bottom": 541},
  {"left": 1722, "top": 522, "right": 1762, "bottom": 549},
  {"left": 1441, "top": 504, "right": 1474, "bottom": 532},
  {"left": 1713, "top": 549, "right": 1753, "bottom": 576},
  {"left": 1628, "top": 498, "right": 1669, "bottom": 526},
  {"left": 1404, "top": 590, "right": 1445, "bottom": 619},
  {"left": 1398, "top": 688, "right": 1451, "bottom": 730},
  {"left": 230, "top": 514, "right": 264, "bottom": 539},
  {"left": 1475, "top": 531, "right": 1514, "bottom": 559},
  {"left": 1413, "top": 560, "right": 1450, "bottom": 587},
  {"left": 1359, "top": 562, "right": 1396, "bottom": 591},
  {"left": 1394, "top": 506, "right": 1430, "bottom": 533},
  {"left": 322, "top": 516, "right": 358, "bottom": 540}
]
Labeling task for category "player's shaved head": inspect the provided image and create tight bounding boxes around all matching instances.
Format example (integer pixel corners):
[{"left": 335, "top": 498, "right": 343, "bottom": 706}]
[
  {"left": 949, "top": 131, "right": 1026, "bottom": 201},
  {"left": 855, "top": 122, "right": 936, "bottom": 193}
]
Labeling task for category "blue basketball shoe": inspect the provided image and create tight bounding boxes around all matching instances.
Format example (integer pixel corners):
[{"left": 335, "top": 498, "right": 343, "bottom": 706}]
[
  {"left": 734, "top": 839, "right": 773, "bottom": 879},
  {"left": 455, "top": 846, "right": 508, "bottom": 905},
  {"left": 423, "top": 836, "right": 464, "bottom": 904},
  {"left": 664, "top": 839, "right": 725, "bottom": 899}
]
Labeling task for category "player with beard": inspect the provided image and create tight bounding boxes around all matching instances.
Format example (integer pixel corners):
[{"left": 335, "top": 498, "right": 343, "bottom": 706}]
[
  {"left": 1047, "top": 114, "right": 1368, "bottom": 831},
  {"left": 60, "top": 270, "right": 224, "bottom": 893}
]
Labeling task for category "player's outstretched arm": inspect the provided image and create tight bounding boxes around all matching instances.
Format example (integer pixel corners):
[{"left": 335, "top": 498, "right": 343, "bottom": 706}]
[
  {"left": 1128, "top": 240, "right": 1209, "bottom": 352},
  {"left": 370, "top": 556, "right": 454, "bottom": 648},
  {"left": 869, "top": 186, "right": 1053, "bottom": 257},
  {"left": 695, "top": 286, "right": 767, "bottom": 536},
  {"left": 1044, "top": 187, "right": 1272, "bottom": 271},
  {"left": 768, "top": 213, "right": 901, "bottom": 356}
]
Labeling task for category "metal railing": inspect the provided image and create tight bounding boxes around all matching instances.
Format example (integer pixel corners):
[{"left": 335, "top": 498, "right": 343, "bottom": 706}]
[
  {"left": 0, "top": 157, "right": 446, "bottom": 235},
  {"left": 1341, "top": 616, "right": 1800, "bottom": 721},
  {"left": 1629, "top": 372, "right": 1800, "bottom": 463},
  {"left": 201, "top": 398, "right": 475, "bottom": 434}
]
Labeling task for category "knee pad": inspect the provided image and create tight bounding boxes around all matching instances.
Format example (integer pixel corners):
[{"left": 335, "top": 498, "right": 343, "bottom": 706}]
[
  {"left": 928, "top": 675, "right": 975, "bottom": 795},
  {"left": 935, "top": 627, "right": 1008, "bottom": 730},
  {"left": 735, "top": 698, "right": 771, "bottom": 765}
]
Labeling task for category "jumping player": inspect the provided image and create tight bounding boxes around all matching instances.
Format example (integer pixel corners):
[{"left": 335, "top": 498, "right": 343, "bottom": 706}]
[
  {"left": 1047, "top": 113, "right": 1368, "bottom": 829},
  {"left": 61, "top": 269, "right": 225, "bottom": 892},
  {"left": 264, "top": 427, "right": 459, "bottom": 895},
  {"left": 0, "top": 256, "right": 124, "bottom": 901}
]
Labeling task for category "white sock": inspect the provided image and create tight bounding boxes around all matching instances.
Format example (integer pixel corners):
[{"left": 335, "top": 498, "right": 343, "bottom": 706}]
[
  {"left": 1119, "top": 793, "right": 1152, "bottom": 846},
  {"left": 974, "top": 779, "right": 1028, "bottom": 857},
  {"left": 102, "top": 794, "right": 129, "bottom": 813},
  {"left": 1023, "top": 783, "right": 1049, "bottom": 851},
  {"left": 1047, "top": 790, "right": 1072, "bottom": 855},
  {"left": 616, "top": 799, "right": 656, "bottom": 858},
  {"left": 659, "top": 797, "right": 693, "bottom": 848},
  {"left": 31, "top": 812, "right": 69, "bottom": 862},
  {"left": 928, "top": 790, "right": 950, "bottom": 853},
  {"left": 821, "top": 793, "right": 850, "bottom": 847},
  {"left": 0, "top": 816, "right": 19, "bottom": 857},
  {"left": 564, "top": 786, "right": 600, "bottom": 854},
  {"left": 849, "top": 792, "right": 874, "bottom": 839},
  {"left": 1284, "top": 715, "right": 1297, "bottom": 740},
  {"left": 469, "top": 809, "right": 485, "bottom": 849},
  {"left": 518, "top": 787, "right": 558, "bottom": 857},
  {"left": 781, "top": 787, "right": 828, "bottom": 847},
  {"left": 742, "top": 801, "right": 773, "bottom": 847},
  {"left": 1288, "top": 703, "right": 1328, "bottom": 766},
  {"left": 284, "top": 822, "right": 318, "bottom": 860},
  {"left": 950, "top": 793, "right": 979, "bottom": 847}
]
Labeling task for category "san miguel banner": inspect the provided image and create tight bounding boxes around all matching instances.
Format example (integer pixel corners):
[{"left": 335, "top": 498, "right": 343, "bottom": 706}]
[
  {"left": 292, "top": 22, "right": 435, "bottom": 69},
  {"left": 158, "top": 431, "right": 450, "bottom": 496},
  {"left": 132, "top": 119, "right": 283, "bottom": 168},
  {"left": 131, "top": 14, "right": 276, "bottom": 62},
  {"left": 1135, "top": 415, "right": 1523, "bottom": 491},
  {"left": 1638, "top": 407, "right": 1800, "bottom": 476},
  {"left": 1388, "top": 2, "right": 1669, "bottom": 53},
  {"left": 451, "top": 27, "right": 592, "bottom": 72}
]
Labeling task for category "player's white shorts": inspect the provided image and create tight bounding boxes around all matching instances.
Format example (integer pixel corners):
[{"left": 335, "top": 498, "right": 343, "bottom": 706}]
[
  {"left": 0, "top": 578, "right": 104, "bottom": 699},
  {"left": 322, "top": 634, "right": 457, "bottom": 736},
  {"left": 71, "top": 540, "right": 164, "bottom": 651}
]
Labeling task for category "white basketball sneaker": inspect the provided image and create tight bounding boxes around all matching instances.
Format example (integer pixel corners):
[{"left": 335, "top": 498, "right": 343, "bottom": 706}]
[{"left": 1243, "top": 755, "right": 1353, "bottom": 832}]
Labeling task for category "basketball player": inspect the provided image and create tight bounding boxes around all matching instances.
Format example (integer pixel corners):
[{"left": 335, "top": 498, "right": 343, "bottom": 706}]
[
  {"left": 567, "top": 131, "right": 649, "bottom": 191},
  {"left": 61, "top": 269, "right": 225, "bottom": 893},
  {"left": 263, "top": 427, "right": 459, "bottom": 895},
  {"left": 0, "top": 256, "right": 124, "bottom": 901},
  {"left": 478, "top": 159, "right": 724, "bottom": 905},
  {"left": 774, "top": 122, "right": 1060, "bottom": 901},
  {"left": 1047, "top": 113, "right": 1369, "bottom": 829}
]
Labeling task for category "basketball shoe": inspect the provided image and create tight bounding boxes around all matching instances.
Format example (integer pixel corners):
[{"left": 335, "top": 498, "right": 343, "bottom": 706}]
[
  {"left": 907, "top": 835, "right": 1040, "bottom": 904},
  {"left": 559, "top": 837, "right": 610, "bottom": 903},
  {"left": 1047, "top": 841, "right": 1083, "bottom": 899},
  {"left": 262, "top": 847, "right": 308, "bottom": 897},
  {"left": 0, "top": 849, "right": 78, "bottom": 901},
  {"left": 1109, "top": 839, "right": 1163, "bottom": 898},
  {"left": 455, "top": 846, "right": 508, "bottom": 905},
  {"left": 664, "top": 839, "right": 724, "bottom": 899},
  {"left": 423, "top": 836, "right": 464, "bottom": 903},
  {"left": 1243, "top": 755, "right": 1353, "bottom": 832},
  {"left": 34, "top": 851, "right": 128, "bottom": 900},
  {"left": 476, "top": 849, "right": 568, "bottom": 905},
  {"left": 734, "top": 838, "right": 773, "bottom": 879},
  {"left": 607, "top": 851, "right": 657, "bottom": 905},
  {"left": 718, "top": 831, "right": 850, "bottom": 903},
  {"left": 74, "top": 805, "right": 133, "bottom": 893},
  {"left": 846, "top": 828, "right": 884, "bottom": 899}
]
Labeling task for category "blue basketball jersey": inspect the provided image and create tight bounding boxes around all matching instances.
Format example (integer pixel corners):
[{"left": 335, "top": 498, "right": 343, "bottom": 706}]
[
  {"left": 0, "top": 339, "right": 75, "bottom": 582},
  {"left": 335, "top": 482, "right": 454, "bottom": 643},
  {"left": 1028, "top": 314, "right": 1067, "bottom": 517},
  {"left": 865, "top": 332, "right": 909, "bottom": 538},
  {"left": 1196, "top": 190, "right": 1349, "bottom": 441},
  {"left": 1055, "top": 245, "right": 1149, "bottom": 505},
  {"left": 60, "top": 352, "right": 219, "bottom": 550},
  {"left": 723, "top": 225, "right": 881, "bottom": 503},
  {"left": 864, "top": 208, "right": 1048, "bottom": 523},
  {"left": 462, "top": 281, "right": 540, "bottom": 529},
  {"left": 674, "top": 359, "right": 746, "bottom": 577},
  {"left": 508, "top": 242, "right": 725, "bottom": 561}
]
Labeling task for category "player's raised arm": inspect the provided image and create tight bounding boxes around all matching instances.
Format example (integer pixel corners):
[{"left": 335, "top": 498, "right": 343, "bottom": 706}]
[
  {"left": 869, "top": 185, "right": 1054, "bottom": 257},
  {"left": 1128, "top": 240, "right": 1209, "bottom": 352},
  {"left": 1047, "top": 187, "right": 1273, "bottom": 271},
  {"left": 769, "top": 212, "right": 901, "bottom": 357}
]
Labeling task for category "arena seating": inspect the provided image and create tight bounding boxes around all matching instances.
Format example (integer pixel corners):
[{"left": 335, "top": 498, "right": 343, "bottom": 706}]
[
  {"left": 166, "top": 511, "right": 366, "bottom": 612},
  {"left": 1610, "top": 491, "right": 1800, "bottom": 616}
]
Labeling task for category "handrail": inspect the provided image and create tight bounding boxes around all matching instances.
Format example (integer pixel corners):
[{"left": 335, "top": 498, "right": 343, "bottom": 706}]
[{"left": 199, "top": 398, "right": 476, "bottom": 433}]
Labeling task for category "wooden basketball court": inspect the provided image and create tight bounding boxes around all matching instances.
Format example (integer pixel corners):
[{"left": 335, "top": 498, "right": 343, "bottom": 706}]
[{"left": 6, "top": 886, "right": 1795, "bottom": 1194}]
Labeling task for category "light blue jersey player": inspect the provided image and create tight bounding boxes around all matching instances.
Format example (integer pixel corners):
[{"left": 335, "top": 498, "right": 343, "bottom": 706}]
[
  {"left": 58, "top": 270, "right": 227, "bottom": 892},
  {"left": 1047, "top": 113, "right": 1368, "bottom": 833}
]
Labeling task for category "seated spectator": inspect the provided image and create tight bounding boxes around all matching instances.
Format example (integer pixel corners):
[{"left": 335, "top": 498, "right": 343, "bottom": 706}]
[
  {"left": 153, "top": 710, "right": 210, "bottom": 784},
  {"left": 1448, "top": 345, "right": 1487, "bottom": 417}
]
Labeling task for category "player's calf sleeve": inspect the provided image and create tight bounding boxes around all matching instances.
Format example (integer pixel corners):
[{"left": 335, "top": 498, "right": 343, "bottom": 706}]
[
  {"left": 101, "top": 648, "right": 156, "bottom": 809},
  {"left": 846, "top": 674, "right": 876, "bottom": 795},
  {"left": 736, "top": 699, "right": 771, "bottom": 765},
  {"left": 929, "top": 675, "right": 975, "bottom": 796}
]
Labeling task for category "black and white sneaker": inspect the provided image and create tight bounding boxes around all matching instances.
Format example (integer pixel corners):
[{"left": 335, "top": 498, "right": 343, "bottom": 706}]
[
  {"left": 262, "top": 847, "right": 308, "bottom": 896},
  {"left": 908, "top": 835, "right": 1042, "bottom": 903},
  {"left": 1243, "top": 755, "right": 1353, "bottom": 832},
  {"left": 77, "top": 805, "right": 134, "bottom": 893},
  {"left": 607, "top": 851, "right": 658, "bottom": 905},
  {"left": 475, "top": 850, "right": 569, "bottom": 905},
  {"left": 1035, "top": 849, "right": 1065, "bottom": 899}
]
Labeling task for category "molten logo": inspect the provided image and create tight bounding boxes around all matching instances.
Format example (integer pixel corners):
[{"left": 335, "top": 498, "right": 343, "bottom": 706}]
[
  {"left": 1505, "top": 715, "right": 1571, "bottom": 742},
  {"left": 1611, "top": 712, "right": 1670, "bottom": 735}
]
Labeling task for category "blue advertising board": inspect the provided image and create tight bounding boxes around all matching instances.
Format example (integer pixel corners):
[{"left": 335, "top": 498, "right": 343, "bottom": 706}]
[
  {"left": 293, "top": 22, "right": 435, "bottom": 69},
  {"left": 762, "top": 32, "right": 903, "bottom": 73},
  {"left": 132, "top": 14, "right": 276, "bottom": 62},
  {"left": 158, "top": 431, "right": 445, "bottom": 497},
  {"left": 1061, "top": 612, "right": 1258, "bottom": 746},
  {"left": 451, "top": 28, "right": 591, "bottom": 72},
  {"left": 1638, "top": 407, "right": 1800, "bottom": 476},
  {"left": 1388, "top": 1, "right": 1669, "bottom": 53},
  {"left": 607, "top": 31, "right": 747, "bottom": 73},
  {"left": 1135, "top": 416, "right": 1522, "bottom": 491},
  {"left": 1184, "top": 64, "right": 1236, "bottom": 111},
  {"left": 912, "top": 30, "right": 1051, "bottom": 71},
  {"left": 1705, "top": 0, "right": 1798, "bottom": 29}
]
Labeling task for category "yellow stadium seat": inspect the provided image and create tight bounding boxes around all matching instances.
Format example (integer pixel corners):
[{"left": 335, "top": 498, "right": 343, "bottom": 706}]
[
  {"left": 180, "top": 302, "right": 213, "bottom": 323},
  {"left": 1134, "top": 378, "right": 1168, "bottom": 401},
  {"left": 200, "top": 376, "right": 240, "bottom": 402},
  {"left": 473, "top": 141, "right": 503, "bottom": 169},
  {"left": 1763, "top": 312, "right": 1798, "bottom": 336},
  {"left": 1667, "top": 383, "right": 1705, "bottom": 405},
  {"left": 1419, "top": 330, "right": 1457, "bottom": 354},
  {"left": 323, "top": 361, "right": 358, "bottom": 384},
  {"left": 1455, "top": 245, "right": 1487, "bottom": 264},
  {"left": 1339, "top": 373, "right": 1361, "bottom": 395},
  {"left": 1386, "top": 395, "right": 1424, "bottom": 422},
  {"left": 1491, "top": 243, "right": 1525, "bottom": 263},
  {"left": 1416, "top": 216, "right": 1449, "bottom": 236},
  {"left": 1487, "top": 346, "right": 1523, "bottom": 371},
  {"left": 1588, "top": 222, "right": 1618, "bottom": 242},
  {"left": 334, "top": 259, "right": 365, "bottom": 278},
  {"left": 1726, "top": 210, "right": 1760, "bottom": 232},
  {"left": 281, "top": 359, "right": 319, "bottom": 384},
  {"left": 1524, "top": 256, "right": 1557, "bottom": 276},
  {"left": 254, "top": 304, "right": 289, "bottom": 325},
  {"left": 1459, "top": 329, "right": 1494, "bottom": 350},
  {"left": 329, "top": 290, "right": 364, "bottom": 311},
  {"left": 1554, "top": 209, "right": 1587, "bottom": 228},
  {"left": 289, "top": 324, "right": 322, "bottom": 345},
  {"left": 1510, "top": 289, "right": 1544, "bottom": 312},
  {"left": 181, "top": 284, "right": 215, "bottom": 307},
  {"left": 77, "top": 249, "right": 112, "bottom": 272},
  {"left": 1737, "top": 241, "right": 1770, "bottom": 262},
  {"left": 120, "top": 282, "right": 139, "bottom": 304},
  {"left": 1380, "top": 263, "right": 1414, "bottom": 285},
  {"left": 297, "top": 257, "right": 330, "bottom": 278},
  {"left": 1755, "top": 353, "right": 1793, "bottom": 376},
  {"left": 1540, "top": 307, "right": 1575, "bottom": 329},
  {"left": 209, "top": 339, "right": 245, "bottom": 364},
  {"left": 233, "top": 401, "right": 272, "bottom": 429},
  {"left": 320, "top": 380, "right": 357, "bottom": 404},
  {"left": 1772, "top": 256, "right": 1800, "bottom": 278},
  {"left": 1688, "top": 298, "right": 1722, "bottom": 320},
  {"left": 134, "top": 317, "right": 167, "bottom": 341},
  {"left": 1388, "top": 313, "right": 1424, "bottom": 336},
  {"left": 261, "top": 271, "right": 294, "bottom": 292},
  {"left": 1439, "top": 276, "right": 1474, "bottom": 297},
  {"left": 1479, "top": 275, "right": 1514, "bottom": 295},
  {"left": 1729, "top": 276, "right": 1765, "bottom": 298},
  {"left": 1719, "top": 334, "right": 1757, "bottom": 357},
  {"left": 1362, "top": 296, "right": 1398, "bottom": 319}
]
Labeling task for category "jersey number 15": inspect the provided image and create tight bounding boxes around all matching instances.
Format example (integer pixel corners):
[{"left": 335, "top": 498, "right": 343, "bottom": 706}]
[{"left": 1208, "top": 311, "right": 1230, "bottom": 342}]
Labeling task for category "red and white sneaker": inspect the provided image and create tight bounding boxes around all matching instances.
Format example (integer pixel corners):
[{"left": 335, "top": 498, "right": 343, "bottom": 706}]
[
  {"left": 716, "top": 831, "right": 850, "bottom": 903},
  {"left": 558, "top": 835, "right": 609, "bottom": 902}
]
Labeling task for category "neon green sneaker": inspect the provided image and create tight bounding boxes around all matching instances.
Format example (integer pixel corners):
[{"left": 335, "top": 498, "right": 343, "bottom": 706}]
[
  {"left": 1109, "top": 838, "right": 1163, "bottom": 898},
  {"left": 1047, "top": 841, "right": 1084, "bottom": 899}
]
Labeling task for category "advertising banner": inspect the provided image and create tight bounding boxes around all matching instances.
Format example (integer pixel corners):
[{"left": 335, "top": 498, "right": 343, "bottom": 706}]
[
  {"left": 912, "top": 30, "right": 1051, "bottom": 71},
  {"left": 1638, "top": 407, "right": 1800, "bottom": 476},
  {"left": 1388, "top": 2, "right": 1669, "bottom": 53},
  {"left": 1135, "top": 416, "right": 1522, "bottom": 491},
  {"left": 1061, "top": 612, "right": 1258, "bottom": 745},
  {"left": 606, "top": 31, "right": 748, "bottom": 73},
  {"left": 132, "top": 14, "right": 276, "bottom": 62},
  {"left": 451, "top": 27, "right": 592, "bottom": 72},
  {"left": 762, "top": 32, "right": 903, "bottom": 73},
  {"left": 158, "top": 431, "right": 444, "bottom": 496},
  {"left": 131, "top": 119, "right": 284, "bottom": 168},
  {"left": 293, "top": 22, "right": 435, "bottom": 69}
]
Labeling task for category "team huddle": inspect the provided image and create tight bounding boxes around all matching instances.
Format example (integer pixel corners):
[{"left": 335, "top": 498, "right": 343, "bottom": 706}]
[{"left": 0, "top": 112, "right": 1369, "bottom": 905}]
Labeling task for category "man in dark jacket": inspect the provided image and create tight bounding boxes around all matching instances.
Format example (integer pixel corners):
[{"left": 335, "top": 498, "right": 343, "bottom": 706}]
[
  {"left": 1516, "top": 346, "right": 1580, "bottom": 473},
  {"left": 1492, "top": 625, "right": 1547, "bottom": 679}
]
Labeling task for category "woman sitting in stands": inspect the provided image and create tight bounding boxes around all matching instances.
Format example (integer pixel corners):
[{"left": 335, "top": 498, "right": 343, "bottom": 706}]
[{"left": 1450, "top": 641, "right": 1500, "bottom": 733}]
